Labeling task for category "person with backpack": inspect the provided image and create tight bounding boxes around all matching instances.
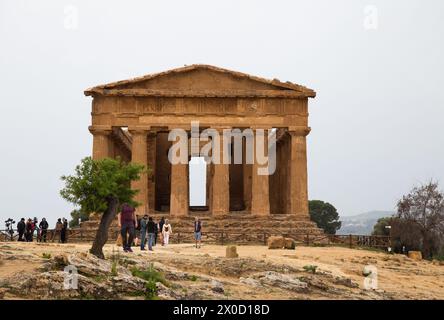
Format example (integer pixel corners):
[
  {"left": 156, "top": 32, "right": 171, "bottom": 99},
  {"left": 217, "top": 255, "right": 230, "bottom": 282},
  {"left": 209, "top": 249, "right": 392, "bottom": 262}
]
[
  {"left": 17, "top": 218, "right": 26, "bottom": 242},
  {"left": 118, "top": 203, "right": 137, "bottom": 253},
  {"left": 194, "top": 217, "right": 202, "bottom": 249},
  {"left": 159, "top": 217, "right": 165, "bottom": 246},
  {"left": 162, "top": 219, "right": 172, "bottom": 246},
  {"left": 139, "top": 215, "right": 149, "bottom": 251},
  {"left": 147, "top": 217, "right": 156, "bottom": 251},
  {"left": 39, "top": 218, "right": 49, "bottom": 242}
]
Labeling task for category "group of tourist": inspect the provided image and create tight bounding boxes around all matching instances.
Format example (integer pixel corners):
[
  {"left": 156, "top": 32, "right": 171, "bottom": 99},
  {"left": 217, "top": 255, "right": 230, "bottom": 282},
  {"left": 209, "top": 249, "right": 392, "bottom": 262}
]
[
  {"left": 118, "top": 203, "right": 203, "bottom": 253},
  {"left": 16, "top": 217, "right": 68, "bottom": 243}
]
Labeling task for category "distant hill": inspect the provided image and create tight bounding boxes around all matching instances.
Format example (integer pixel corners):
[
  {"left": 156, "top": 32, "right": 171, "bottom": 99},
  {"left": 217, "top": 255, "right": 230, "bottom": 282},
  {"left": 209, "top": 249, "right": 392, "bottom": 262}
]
[{"left": 337, "top": 211, "right": 394, "bottom": 235}]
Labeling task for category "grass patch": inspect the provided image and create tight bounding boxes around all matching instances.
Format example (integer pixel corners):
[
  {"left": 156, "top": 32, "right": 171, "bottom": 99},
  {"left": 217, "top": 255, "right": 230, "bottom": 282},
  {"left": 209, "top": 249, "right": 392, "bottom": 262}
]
[
  {"left": 190, "top": 275, "right": 198, "bottom": 282},
  {"left": 111, "top": 261, "right": 118, "bottom": 277},
  {"left": 303, "top": 265, "right": 318, "bottom": 274},
  {"left": 42, "top": 252, "right": 51, "bottom": 259},
  {"left": 131, "top": 263, "right": 168, "bottom": 300},
  {"left": 93, "top": 275, "right": 108, "bottom": 283},
  {"left": 131, "top": 264, "right": 168, "bottom": 286}
]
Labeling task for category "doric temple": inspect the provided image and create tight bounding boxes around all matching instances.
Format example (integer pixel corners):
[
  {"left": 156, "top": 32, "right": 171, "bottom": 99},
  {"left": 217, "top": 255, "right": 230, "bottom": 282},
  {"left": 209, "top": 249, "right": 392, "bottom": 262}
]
[{"left": 82, "top": 65, "right": 323, "bottom": 240}]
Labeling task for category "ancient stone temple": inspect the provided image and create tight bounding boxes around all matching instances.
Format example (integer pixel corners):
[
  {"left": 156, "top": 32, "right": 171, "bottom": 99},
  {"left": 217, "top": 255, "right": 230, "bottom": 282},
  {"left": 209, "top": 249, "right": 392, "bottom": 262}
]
[{"left": 80, "top": 65, "right": 323, "bottom": 242}]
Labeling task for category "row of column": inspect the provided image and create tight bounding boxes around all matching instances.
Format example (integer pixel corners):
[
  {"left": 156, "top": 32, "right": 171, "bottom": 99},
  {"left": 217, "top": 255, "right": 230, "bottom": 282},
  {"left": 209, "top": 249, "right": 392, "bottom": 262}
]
[{"left": 89, "top": 125, "right": 310, "bottom": 217}]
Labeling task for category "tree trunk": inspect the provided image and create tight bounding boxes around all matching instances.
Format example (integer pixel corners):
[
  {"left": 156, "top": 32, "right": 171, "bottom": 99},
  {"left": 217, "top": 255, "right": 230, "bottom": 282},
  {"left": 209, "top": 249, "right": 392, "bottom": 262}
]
[
  {"left": 421, "top": 229, "right": 431, "bottom": 259},
  {"left": 90, "top": 197, "right": 119, "bottom": 259}
]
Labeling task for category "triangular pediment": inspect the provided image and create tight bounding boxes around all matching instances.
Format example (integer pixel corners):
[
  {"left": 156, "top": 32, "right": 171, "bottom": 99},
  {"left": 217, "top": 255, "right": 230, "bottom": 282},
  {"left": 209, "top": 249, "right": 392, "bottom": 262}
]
[{"left": 85, "top": 64, "right": 315, "bottom": 98}]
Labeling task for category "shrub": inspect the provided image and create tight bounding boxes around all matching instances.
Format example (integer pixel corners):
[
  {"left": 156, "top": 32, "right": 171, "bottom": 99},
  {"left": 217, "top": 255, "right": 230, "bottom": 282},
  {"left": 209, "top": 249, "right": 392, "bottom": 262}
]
[
  {"left": 42, "top": 253, "right": 51, "bottom": 259},
  {"left": 131, "top": 263, "right": 168, "bottom": 286},
  {"left": 303, "top": 265, "right": 318, "bottom": 274},
  {"left": 111, "top": 261, "right": 118, "bottom": 276},
  {"left": 190, "top": 275, "right": 198, "bottom": 282}
]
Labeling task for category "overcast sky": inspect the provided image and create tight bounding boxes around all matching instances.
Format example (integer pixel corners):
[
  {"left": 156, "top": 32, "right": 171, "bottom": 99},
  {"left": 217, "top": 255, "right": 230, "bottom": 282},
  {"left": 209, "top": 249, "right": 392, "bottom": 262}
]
[{"left": 1, "top": 0, "right": 443, "bottom": 226}]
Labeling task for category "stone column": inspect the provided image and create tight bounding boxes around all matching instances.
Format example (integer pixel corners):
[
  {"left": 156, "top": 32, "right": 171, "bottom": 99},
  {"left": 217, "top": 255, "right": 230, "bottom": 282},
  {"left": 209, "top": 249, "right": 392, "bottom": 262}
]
[
  {"left": 251, "top": 128, "right": 270, "bottom": 216},
  {"left": 169, "top": 130, "right": 189, "bottom": 217},
  {"left": 89, "top": 125, "right": 113, "bottom": 160},
  {"left": 211, "top": 127, "right": 230, "bottom": 216},
  {"left": 288, "top": 126, "right": 311, "bottom": 218},
  {"left": 129, "top": 126, "right": 149, "bottom": 215}
]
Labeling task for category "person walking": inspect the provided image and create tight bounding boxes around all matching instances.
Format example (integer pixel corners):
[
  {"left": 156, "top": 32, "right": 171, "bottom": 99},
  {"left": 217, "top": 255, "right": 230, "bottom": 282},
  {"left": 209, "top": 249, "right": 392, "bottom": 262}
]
[
  {"left": 153, "top": 220, "right": 158, "bottom": 246},
  {"left": 39, "top": 218, "right": 49, "bottom": 242},
  {"left": 52, "top": 218, "right": 63, "bottom": 242},
  {"left": 139, "top": 215, "right": 148, "bottom": 251},
  {"left": 162, "top": 219, "right": 172, "bottom": 246},
  {"left": 118, "top": 203, "right": 137, "bottom": 253},
  {"left": 25, "top": 218, "right": 33, "bottom": 242},
  {"left": 194, "top": 217, "right": 202, "bottom": 248},
  {"left": 134, "top": 216, "right": 142, "bottom": 247},
  {"left": 159, "top": 217, "right": 165, "bottom": 246},
  {"left": 17, "top": 218, "right": 25, "bottom": 242},
  {"left": 147, "top": 217, "right": 156, "bottom": 251},
  {"left": 61, "top": 218, "right": 68, "bottom": 243}
]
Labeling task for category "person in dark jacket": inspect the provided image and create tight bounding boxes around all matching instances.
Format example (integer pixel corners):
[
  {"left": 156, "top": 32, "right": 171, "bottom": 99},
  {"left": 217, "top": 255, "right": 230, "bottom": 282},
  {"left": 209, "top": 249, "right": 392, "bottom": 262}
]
[
  {"left": 39, "top": 218, "right": 49, "bottom": 242},
  {"left": 118, "top": 203, "right": 137, "bottom": 253},
  {"left": 17, "top": 218, "right": 26, "bottom": 241},
  {"left": 25, "top": 218, "right": 33, "bottom": 242},
  {"left": 153, "top": 220, "right": 158, "bottom": 246},
  {"left": 61, "top": 218, "right": 68, "bottom": 243},
  {"left": 147, "top": 217, "right": 156, "bottom": 251},
  {"left": 139, "top": 215, "right": 148, "bottom": 251}
]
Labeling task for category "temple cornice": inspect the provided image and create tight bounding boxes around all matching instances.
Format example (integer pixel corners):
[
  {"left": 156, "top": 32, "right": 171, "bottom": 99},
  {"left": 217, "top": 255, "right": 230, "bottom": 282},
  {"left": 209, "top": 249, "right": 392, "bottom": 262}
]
[{"left": 85, "top": 88, "right": 315, "bottom": 98}]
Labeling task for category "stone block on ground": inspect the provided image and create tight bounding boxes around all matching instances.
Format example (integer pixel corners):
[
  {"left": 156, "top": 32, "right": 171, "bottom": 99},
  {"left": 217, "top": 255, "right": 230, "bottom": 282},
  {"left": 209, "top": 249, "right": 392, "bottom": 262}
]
[
  {"left": 408, "top": 251, "right": 422, "bottom": 261},
  {"left": 284, "top": 238, "right": 296, "bottom": 249},
  {"left": 267, "top": 236, "right": 285, "bottom": 249},
  {"left": 226, "top": 245, "right": 239, "bottom": 258}
]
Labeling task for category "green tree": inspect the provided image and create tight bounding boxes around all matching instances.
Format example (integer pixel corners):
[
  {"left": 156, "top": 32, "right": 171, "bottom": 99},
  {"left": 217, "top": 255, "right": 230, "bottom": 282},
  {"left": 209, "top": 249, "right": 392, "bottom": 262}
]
[
  {"left": 372, "top": 217, "right": 393, "bottom": 236},
  {"left": 69, "top": 209, "right": 90, "bottom": 228},
  {"left": 309, "top": 200, "right": 341, "bottom": 234},
  {"left": 60, "top": 157, "right": 145, "bottom": 259}
]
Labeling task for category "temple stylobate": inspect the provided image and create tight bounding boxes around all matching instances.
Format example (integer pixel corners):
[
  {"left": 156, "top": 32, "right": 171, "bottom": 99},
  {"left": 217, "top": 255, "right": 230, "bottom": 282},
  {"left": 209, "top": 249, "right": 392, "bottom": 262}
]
[{"left": 84, "top": 65, "right": 317, "bottom": 225}]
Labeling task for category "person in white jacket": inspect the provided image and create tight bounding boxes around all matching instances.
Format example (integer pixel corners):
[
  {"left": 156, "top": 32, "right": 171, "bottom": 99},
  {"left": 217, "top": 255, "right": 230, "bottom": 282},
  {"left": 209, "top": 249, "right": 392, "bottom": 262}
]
[{"left": 162, "top": 219, "right": 172, "bottom": 246}]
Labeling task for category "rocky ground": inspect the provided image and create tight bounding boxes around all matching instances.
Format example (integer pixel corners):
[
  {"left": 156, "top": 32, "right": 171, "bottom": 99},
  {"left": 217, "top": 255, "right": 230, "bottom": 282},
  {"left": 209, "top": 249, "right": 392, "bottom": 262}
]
[{"left": 0, "top": 242, "right": 443, "bottom": 300}]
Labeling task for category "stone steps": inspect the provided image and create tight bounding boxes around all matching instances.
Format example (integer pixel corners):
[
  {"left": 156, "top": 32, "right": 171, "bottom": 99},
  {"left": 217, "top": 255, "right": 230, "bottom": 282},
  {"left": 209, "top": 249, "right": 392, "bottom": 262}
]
[{"left": 73, "top": 213, "right": 324, "bottom": 243}]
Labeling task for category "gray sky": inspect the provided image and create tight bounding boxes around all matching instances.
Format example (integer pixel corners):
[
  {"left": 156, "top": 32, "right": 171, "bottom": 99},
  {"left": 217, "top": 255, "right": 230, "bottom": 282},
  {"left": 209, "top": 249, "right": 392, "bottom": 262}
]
[{"left": 1, "top": 0, "right": 443, "bottom": 226}]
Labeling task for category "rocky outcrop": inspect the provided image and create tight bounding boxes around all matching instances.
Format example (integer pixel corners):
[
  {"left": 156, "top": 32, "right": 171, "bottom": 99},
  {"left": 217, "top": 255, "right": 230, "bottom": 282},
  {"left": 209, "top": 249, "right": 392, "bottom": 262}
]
[
  {"left": 226, "top": 245, "right": 239, "bottom": 258},
  {"left": 242, "top": 271, "right": 308, "bottom": 292},
  {"left": 408, "top": 251, "right": 422, "bottom": 261},
  {"left": 267, "top": 236, "right": 285, "bottom": 249},
  {"left": 284, "top": 238, "right": 296, "bottom": 249}
]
